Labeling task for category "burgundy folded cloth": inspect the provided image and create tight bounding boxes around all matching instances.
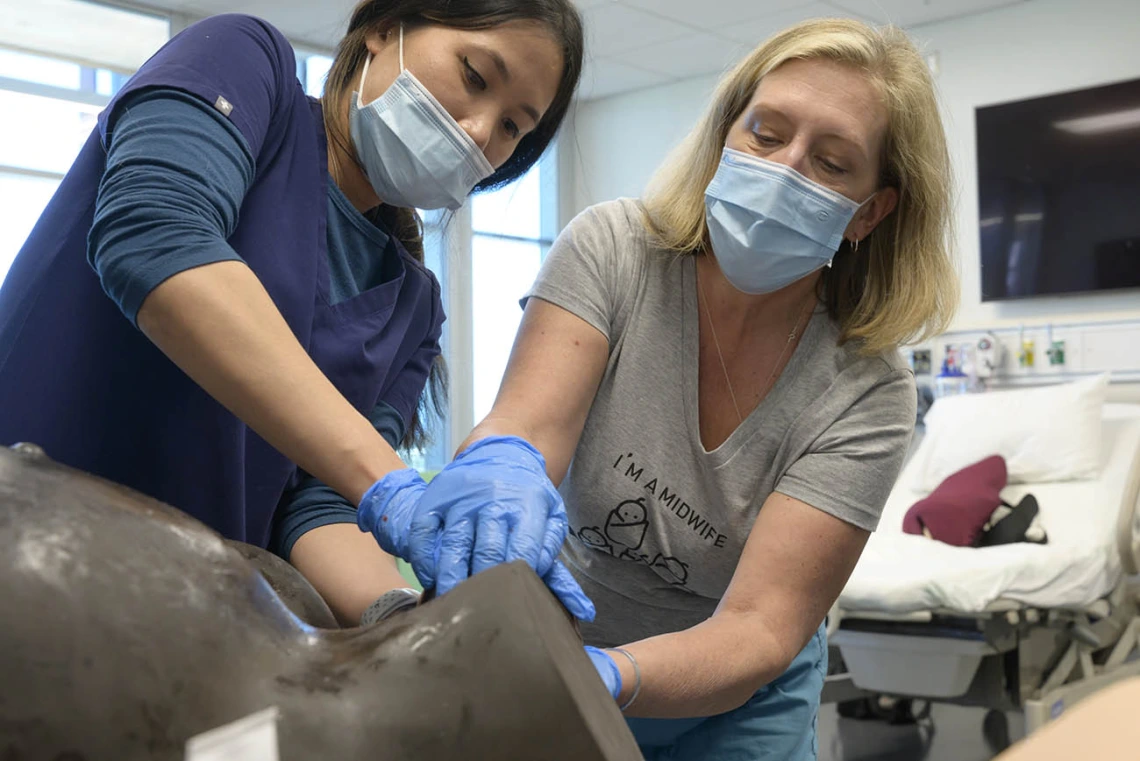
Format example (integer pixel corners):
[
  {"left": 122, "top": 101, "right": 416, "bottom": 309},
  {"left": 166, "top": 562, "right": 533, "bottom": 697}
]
[{"left": 903, "top": 455, "right": 1007, "bottom": 547}]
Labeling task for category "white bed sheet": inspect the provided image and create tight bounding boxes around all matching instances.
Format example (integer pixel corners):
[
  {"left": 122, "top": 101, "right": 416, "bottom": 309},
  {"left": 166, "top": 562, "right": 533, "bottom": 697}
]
[{"left": 840, "top": 403, "right": 1140, "bottom": 614}]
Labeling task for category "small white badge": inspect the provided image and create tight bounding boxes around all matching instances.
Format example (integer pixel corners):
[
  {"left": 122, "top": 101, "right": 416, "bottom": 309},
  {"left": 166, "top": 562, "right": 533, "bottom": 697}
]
[
  {"left": 185, "top": 706, "right": 280, "bottom": 761},
  {"left": 214, "top": 95, "right": 234, "bottom": 117}
]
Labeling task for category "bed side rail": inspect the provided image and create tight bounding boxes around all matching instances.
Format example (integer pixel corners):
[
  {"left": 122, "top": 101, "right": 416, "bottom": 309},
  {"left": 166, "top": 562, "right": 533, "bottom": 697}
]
[{"left": 1118, "top": 433, "right": 1140, "bottom": 576}]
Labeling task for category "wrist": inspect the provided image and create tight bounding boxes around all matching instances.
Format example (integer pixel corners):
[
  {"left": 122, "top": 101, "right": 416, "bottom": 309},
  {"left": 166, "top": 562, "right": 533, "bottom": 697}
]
[
  {"left": 459, "top": 434, "right": 547, "bottom": 471},
  {"left": 461, "top": 415, "right": 533, "bottom": 452},
  {"left": 607, "top": 648, "right": 642, "bottom": 711},
  {"left": 351, "top": 455, "right": 419, "bottom": 508},
  {"left": 344, "top": 438, "right": 412, "bottom": 505}
]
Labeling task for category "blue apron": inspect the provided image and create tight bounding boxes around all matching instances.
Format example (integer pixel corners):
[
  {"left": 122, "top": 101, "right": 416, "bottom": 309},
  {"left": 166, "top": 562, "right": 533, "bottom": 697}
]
[{"left": 0, "top": 15, "right": 441, "bottom": 547}]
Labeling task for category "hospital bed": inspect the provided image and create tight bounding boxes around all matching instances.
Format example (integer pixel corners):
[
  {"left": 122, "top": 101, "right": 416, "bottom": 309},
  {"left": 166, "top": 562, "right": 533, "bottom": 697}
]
[{"left": 824, "top": 402, "right": 1140, "bottom": 737}]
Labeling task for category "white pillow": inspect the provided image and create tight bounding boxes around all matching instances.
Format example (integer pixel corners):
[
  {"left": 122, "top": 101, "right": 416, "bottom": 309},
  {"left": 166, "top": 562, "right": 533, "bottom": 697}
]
[{"left": 912, "top": 373, "right": 1109, "bottom": 491}]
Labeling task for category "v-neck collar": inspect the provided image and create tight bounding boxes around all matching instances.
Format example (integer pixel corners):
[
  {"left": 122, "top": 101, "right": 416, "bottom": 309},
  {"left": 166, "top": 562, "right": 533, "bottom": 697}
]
[{"left": 680, "top": 256, "right": 822, "bottom": 465}]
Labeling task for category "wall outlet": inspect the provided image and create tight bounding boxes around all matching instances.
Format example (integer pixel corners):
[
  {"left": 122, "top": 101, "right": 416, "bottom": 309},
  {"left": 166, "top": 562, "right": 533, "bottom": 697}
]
[{"left": 912, "top": 349, "right": 933, "bottom": 375}]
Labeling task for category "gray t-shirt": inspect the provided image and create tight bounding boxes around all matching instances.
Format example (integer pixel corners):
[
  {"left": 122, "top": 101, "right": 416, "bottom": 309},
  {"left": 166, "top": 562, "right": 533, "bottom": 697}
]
[{"left": 527, "top": 199, "right": 917, "bottom": 648}]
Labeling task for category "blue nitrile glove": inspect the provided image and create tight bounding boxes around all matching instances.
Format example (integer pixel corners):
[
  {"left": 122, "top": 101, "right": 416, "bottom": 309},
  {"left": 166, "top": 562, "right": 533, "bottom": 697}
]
[
  {"left": 407, "top": 436, "right": 595, "bottom": 621},
  {"left": 585, "top": 646, "right": 622, "bottom": 701},
  {"left": 357, "top": 468, "right": 428, "bottom": 560},
  {"left": 540, "top": 560, "right": 596, "bottom": 623}
]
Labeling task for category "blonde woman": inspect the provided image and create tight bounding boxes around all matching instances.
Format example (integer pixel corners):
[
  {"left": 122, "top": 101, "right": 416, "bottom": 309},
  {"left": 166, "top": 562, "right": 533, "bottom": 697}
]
[{"left": 420, "top": 16, "right": 956, "bottom": 760}]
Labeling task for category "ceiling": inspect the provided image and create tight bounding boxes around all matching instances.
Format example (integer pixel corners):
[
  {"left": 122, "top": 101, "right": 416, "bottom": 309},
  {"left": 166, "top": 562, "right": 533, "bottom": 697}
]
[{"left": 131, "top": 0, "right": 1030, "bottom": 100}]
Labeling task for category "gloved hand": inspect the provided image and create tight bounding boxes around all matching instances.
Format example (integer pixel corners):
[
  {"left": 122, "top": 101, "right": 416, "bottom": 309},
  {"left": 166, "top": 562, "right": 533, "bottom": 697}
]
[
  {"left": 585, "top": 646, "right": 622, "bottom": 701},
  {"left": 357, "top": 467, "right": 428, "bottom": 560},
  {"left": 407, "top": 436, "right": 595, "bottom": 621},
  {"left": 539, "top": 560, "right": 596, "bottom": 623}
]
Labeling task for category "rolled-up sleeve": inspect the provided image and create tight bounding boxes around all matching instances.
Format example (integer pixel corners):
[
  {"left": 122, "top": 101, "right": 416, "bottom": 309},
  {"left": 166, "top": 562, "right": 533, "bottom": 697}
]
[
  {"left": 269, "top": 401, "right": 407, "bottom": 560},
  {"left": 89, "top": 89, "right": 253, "bottom": 324}
]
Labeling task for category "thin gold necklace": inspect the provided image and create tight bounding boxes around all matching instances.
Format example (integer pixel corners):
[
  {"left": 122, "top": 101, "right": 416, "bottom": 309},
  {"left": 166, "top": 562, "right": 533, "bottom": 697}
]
[{"left": 697, "top": 266, "right": 813, "bottom": 426}]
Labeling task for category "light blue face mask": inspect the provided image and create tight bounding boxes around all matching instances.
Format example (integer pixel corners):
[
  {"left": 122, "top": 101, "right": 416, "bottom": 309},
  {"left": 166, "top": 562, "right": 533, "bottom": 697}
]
[
  {"left": 349, "top": 26, "right": 494, "bottom": 211},
  {"left": 704, "top": 147, "right": 874, "bottom": 294}
]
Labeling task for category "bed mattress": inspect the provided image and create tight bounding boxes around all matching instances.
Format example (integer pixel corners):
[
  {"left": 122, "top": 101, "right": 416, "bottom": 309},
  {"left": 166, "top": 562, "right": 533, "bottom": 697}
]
[{"left": 840, "top": 403, "right": 1140, "bottom": 614}]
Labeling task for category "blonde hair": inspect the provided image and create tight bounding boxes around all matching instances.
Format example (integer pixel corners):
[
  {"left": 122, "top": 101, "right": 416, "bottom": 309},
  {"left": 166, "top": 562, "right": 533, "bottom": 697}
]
[{"left": 642, "top": 18, "right": 958, "bottom": 355}]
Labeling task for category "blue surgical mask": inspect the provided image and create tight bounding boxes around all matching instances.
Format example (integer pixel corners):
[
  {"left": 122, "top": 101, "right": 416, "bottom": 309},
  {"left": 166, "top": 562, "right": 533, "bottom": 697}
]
[
  {"left": 349, "top": 26, "right": 494, "bottom": 211},
  {"left": 704, "top": 147, "right": 873, "bottom": 294}
]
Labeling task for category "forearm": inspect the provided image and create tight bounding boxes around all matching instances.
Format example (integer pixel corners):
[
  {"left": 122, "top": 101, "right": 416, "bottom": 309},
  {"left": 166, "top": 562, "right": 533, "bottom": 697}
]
[
  {"left": 456, "top": 300, "right": 609, "bottom": 484},
  {"left": 137, "top": 260, "right": 405, "bottom": 504},
  {"left": 460, "top": 414, "right": 534, "bottom": 454},
  {"left": 608, "top": 493, "right": 866, "bottom": 717},
  {"left": 289, "top": 524, "right": 411, "bottom": 626},
  {"left": 610, "top": 613, "right": 794, "bottom": 718}
]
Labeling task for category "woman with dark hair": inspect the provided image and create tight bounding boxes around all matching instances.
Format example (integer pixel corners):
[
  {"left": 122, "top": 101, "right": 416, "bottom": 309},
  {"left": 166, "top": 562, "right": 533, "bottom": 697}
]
[{"left": 0, "top": 1, "right": 589, "bottom": 626}]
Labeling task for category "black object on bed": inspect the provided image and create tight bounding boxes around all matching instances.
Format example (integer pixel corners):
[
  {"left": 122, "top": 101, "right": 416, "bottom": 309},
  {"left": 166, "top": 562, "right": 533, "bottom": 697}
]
[
  {"left": 980, "top": 494, "right": 1048, "bottom": 548},
  {"left": 904, "top": 455, "right": 1048, "bottom": 548}
]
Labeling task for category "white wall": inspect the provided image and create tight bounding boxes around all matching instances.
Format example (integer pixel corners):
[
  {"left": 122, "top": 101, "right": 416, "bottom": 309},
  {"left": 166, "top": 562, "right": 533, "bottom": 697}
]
[
  {"left": 559, "top": 0, "right": 1140, "bottom": 331},
  {"left": 562, "top": 73, "right": 718, "bottom": 220}
]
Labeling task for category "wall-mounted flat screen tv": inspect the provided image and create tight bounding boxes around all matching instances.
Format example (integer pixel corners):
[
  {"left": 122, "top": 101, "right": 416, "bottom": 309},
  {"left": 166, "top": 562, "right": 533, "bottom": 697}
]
[{"left": 977, "top": 77, "right": 1140, "bottom": 301}]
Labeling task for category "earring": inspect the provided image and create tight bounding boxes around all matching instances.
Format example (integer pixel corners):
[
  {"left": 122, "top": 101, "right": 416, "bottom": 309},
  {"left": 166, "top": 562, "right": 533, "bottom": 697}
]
[{"left": 852, "top": 238, "right": 860, "bottom": 252}]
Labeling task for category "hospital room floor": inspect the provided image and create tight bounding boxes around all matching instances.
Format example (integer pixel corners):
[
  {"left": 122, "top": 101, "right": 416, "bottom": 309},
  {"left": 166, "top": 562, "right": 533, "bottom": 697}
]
[{"left": 817, "top": 704, "right": 1026, "bottom": 760}]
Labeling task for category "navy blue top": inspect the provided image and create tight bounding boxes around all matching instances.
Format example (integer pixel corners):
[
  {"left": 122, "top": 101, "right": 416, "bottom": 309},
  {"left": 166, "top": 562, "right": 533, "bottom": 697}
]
[
  {"left": 91, "top": 89, "right": 248, "bottom": 324},
  {"left": 93, "top": 88, "right": 407, "bottom": 558},
  {"left": 0, "top": 14, "right": 443, "bottom": 549}
]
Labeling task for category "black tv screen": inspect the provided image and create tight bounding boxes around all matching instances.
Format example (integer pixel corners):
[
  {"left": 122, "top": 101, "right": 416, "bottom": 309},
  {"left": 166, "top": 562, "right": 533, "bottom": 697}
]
[{"left": 976, "top": 77, "right": 1140, "bottom": 301}]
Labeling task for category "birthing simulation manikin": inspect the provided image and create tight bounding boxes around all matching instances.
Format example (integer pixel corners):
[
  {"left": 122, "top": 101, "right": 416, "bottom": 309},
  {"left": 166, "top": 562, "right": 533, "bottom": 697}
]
[{"left": 0, "top": 444, "right": 640, "bottom": 761}]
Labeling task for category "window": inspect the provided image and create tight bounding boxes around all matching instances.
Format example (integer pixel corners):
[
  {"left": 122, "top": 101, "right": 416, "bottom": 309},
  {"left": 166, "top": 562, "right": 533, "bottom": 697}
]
[
  {"left": 1, "top": 52, "right": 138, "bottom": 281},
  {"left": 402, "top": 208, "right": 452, "bottom": 474},
  {"left": 469, "top": 150, "right": 559, "bottom": 422},
  {"left": 296, "top": 52, "right": 334, "bottom": 98},
  {"left": 0, "top": 0, "right": 169, "bottom": 76},
  {"left": 0, "top": 85, "right": 103, "bottom": 175},
  {"left": 0, "top": 172, "right": 60, "bottom": 276},
  {"left": 397, "top": 148, "right": 560, "bottom": 471},
  {"left": 1, "top": 2, "right": 169, "bottom": 282},
  {"left": 0, "top": 61, "right": 110, "bottom": 280}
]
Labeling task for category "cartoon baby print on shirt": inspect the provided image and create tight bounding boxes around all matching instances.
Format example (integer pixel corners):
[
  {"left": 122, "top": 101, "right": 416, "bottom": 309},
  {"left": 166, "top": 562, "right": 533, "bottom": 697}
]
[
  {"left": 605, "top": 498, "right": 649, "bottom": 560},
  {"left": 577, "top": 527, "right": 614, "bottom": 556},
  {"left": 651, "top": 554, "right": 689, "bottom": 586},
  {"left": 576, "top": 498, "right": 690, "bottom": 587}
]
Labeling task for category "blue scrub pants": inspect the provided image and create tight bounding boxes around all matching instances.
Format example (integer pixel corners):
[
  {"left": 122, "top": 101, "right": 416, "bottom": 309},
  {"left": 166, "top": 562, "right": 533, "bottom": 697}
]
[{"left": 625, "top": 622, "right": 828, "bottom": 761}]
